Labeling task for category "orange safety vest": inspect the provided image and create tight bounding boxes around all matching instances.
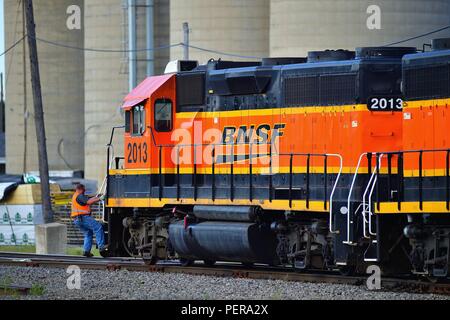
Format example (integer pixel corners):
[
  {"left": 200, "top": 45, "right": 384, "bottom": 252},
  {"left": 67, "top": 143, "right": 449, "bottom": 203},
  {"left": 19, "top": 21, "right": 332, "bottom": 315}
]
[{"left": 71, "top": 191, "right": 91, "bottom": 218}]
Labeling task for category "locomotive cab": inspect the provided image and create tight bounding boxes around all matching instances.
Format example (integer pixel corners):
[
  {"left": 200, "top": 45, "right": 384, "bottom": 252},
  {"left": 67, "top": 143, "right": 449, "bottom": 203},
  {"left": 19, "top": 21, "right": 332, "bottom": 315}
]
[{"left": 121, "top": 74, "right": 176, "bottom": 172}]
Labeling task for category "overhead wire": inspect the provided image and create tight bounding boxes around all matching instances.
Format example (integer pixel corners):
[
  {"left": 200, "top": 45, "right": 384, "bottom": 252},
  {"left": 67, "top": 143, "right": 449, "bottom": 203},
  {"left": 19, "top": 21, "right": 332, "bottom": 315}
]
[
  {"left": 2, "top": 23, "right": 450, "bottom": 58},
  {"left": 0, "top": 35, "right": 26, "bottom": 58},
  {"left": 181, "top": 43, "right": 263, "bottom": 59},
  {"left": 1, "top": 36, "right": 265, "bottom": 60},
  {"left": 383, "top": 25, "right": 450, "bottom": 47},
  {"left": 32, "top": 35, "right": 181, "bottom": 53}
]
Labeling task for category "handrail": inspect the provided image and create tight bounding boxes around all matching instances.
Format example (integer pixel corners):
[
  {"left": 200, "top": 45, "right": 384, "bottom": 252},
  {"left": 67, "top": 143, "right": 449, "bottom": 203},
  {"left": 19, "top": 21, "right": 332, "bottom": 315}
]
[
  {"left": 345, "top": 152, "right": 383, "bottom": 243},
  {"left": 345, "top": 152, "right": 370, "bottom": 244},
  {"left": 155, "top": 141, "right": 343, "bottom": 215},
  {"left": 105, "top": 126, "right": 125, "bottom": 200},
  {"left": 364, "top": 154, "right": 384, "bottom": 237},
  {"left": 365, "top": 148, "right": 450, "bottom": 213},
  {"left": 327, "top": 153, "right": 344, "bottom": 234}
]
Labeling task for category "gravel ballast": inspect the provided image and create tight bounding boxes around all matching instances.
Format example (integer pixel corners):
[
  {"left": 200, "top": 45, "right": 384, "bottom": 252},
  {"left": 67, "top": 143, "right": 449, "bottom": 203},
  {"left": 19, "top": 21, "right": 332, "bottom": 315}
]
[{"left": 0, "top": 265, "right": 449, "bottom": 300}]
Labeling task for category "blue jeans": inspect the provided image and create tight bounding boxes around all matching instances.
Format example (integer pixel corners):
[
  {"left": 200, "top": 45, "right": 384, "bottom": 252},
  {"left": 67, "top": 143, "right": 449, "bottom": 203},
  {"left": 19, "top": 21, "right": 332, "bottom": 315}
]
[{"left": 73, "top": 215, "right": 105, "bottom": 253}]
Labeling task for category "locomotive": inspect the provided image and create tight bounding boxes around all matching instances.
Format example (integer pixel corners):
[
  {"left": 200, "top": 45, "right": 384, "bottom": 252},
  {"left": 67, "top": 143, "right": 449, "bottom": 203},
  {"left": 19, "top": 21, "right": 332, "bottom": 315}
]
[{"left": 104, "top": 39, "right": 450, "bottom": 278}]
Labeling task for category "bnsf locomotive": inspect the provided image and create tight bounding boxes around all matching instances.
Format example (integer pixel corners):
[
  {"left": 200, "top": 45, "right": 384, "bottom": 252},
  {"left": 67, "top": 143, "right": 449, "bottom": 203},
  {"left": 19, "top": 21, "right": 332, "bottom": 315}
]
[{"left": 104, "top": 39, "right": 450, "bottom": 278}]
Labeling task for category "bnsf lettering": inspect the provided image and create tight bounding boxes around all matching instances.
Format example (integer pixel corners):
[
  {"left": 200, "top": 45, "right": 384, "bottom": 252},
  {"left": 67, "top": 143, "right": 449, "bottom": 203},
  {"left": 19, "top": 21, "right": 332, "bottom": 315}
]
[{"left": 221, "top": 124, "right": 285, "bottom": 144}]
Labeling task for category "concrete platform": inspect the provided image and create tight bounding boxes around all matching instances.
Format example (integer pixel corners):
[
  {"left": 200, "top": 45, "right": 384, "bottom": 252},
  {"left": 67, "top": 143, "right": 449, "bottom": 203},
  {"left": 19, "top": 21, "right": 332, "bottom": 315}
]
[{"left": 35, "top": 223, "right": 67, "bottom": 254}]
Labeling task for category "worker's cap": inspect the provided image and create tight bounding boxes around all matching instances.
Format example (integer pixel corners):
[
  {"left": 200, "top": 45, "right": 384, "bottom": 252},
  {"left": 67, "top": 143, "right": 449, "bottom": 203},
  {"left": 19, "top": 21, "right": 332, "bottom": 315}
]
[{"left": 75, "top": 183, "right": 86, "bottom": 191}]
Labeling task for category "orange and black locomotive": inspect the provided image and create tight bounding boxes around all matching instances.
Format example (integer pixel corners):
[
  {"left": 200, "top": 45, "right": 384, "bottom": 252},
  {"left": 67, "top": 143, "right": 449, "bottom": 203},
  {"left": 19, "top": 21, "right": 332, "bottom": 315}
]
[{"left": 104, "top": 39, "right": 450, "bottom": 278}]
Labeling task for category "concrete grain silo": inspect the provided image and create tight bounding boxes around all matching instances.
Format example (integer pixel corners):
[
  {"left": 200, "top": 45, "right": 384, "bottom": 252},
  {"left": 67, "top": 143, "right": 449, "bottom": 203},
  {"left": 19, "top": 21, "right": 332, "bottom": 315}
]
[
  {"left": 170, "top": 0, "right": 270, "bottom": 63},
  {"left": 4, "top": 0, "right": 85, "bottom": 174},
  {"left": 84, "top": 0, "right": 129, "bottom": 185},
  {"left": 84, "top": 0, "right": 170, "bottom": 184},
  {"left": 270, "top": 0, "right": 450, "bottom": 56}
]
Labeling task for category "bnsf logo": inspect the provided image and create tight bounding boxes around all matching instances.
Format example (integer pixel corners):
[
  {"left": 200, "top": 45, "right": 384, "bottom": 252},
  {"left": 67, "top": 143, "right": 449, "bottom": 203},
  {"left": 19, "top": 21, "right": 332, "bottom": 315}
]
[{"left": 222, "top": 124, "right": 286, "bottom": 145}]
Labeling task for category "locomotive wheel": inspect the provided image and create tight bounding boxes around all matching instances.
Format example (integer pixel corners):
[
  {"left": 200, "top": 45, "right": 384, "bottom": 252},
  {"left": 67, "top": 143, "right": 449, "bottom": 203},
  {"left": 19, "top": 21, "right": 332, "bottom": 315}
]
[
  {"left": 203, "top": 260, "right": 216, "bottom": 267},
  {"left": 180, "top": 258, "right": 195, "bottom": 267},
  {"left": 338, "top": 265, "right": 356, "bottom": 276},
  {"left": 426, "top": 276, "right": 442, "bottom": 284}
]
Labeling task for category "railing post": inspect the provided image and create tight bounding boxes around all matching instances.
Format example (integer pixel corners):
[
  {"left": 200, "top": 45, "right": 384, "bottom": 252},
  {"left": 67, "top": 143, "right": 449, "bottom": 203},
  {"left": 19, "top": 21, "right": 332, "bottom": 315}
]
[
  {"left": 193, "top": 144, "right": 198, "bottom": 201},
  {"left": 367, "top": 153, "right": 372, "bottom": 175},
  {"left": 323, "top": 155, "right": 328, "bottom": 210},
  {"left": 176, "top": 145, "right": 180, "bottom": 201},
  {"left": 306, "top": 154, "right": 310, "bottom": 209},
  {"left": 269, "top": 143, "right": 273, "bottom": 202},
  {"left": 212, "top": 146, "right": 216, "bottom": 202},
  {"left": 419, "top": 151, "right": 423, "bottom": 211},
  {"left": 106, "top": 146, "right": 110, "bottom": 199},
  {"left": 397, "top": 152, "right": 404, "bottom": 211},
  {"left": 230, "top": 142, "right": 234, "bottom": 201},
  {"left": 159, "top": 145, "right": 163, "bottom": 201},
  {"left": 387, "top": 153, "right": 392, "bottom": 200},
  {"left": 249, "top": 143, "right": 253, "bottom": 202},
  {"left": 447, "top": 150, "right": 450, "bottom": 210},
  {"left": 289, "top": 153, "right": 293, "bottom": 208},
  {"left": 376, "top": 153, "right": 380, "bottom": 211}
]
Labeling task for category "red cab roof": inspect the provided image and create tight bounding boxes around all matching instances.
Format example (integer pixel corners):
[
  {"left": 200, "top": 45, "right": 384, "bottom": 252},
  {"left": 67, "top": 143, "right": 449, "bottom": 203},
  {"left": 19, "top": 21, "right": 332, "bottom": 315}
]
[{"left": 121, "top": 74, "right": 174, "bottom": 109}]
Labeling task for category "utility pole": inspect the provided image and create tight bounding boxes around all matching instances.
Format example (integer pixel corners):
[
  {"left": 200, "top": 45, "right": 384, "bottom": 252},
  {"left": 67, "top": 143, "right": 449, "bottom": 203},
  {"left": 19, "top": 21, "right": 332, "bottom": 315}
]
[
  {"left": 0, "top": 73, "right": 4, "bottom": 133},
  {"left": 128, "top": 0, "right": 137, "bottom": 91},
  {"left": 24, "top": 0, "right": 53, "bottom": 223},
  {"left": 183, "top": 22, "right": 189, "bottom": 60},
  {"left": 22, "top": 0, "right": 28, "bottom": 173},
  {"left": 146, "top": 0, "right": 154, "bottom": 76}
]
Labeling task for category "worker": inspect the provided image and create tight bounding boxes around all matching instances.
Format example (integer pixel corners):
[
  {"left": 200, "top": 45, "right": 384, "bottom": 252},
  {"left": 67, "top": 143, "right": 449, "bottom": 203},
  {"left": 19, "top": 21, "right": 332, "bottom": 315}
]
[{"left": 71, "top": 184, "right": 108, "bottom": 257}]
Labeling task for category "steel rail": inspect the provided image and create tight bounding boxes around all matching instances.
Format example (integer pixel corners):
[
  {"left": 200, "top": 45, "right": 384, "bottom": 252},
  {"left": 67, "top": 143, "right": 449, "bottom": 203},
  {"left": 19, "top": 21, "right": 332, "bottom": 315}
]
[{"left": 0, "top": 252, "right": 449, "bottom": 296}]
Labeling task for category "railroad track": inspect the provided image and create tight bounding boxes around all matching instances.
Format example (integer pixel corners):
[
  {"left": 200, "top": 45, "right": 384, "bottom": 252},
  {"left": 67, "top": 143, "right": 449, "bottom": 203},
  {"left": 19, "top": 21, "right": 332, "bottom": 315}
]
[{"left": 0, "top": 252, "right": 449, "bottom": 296}]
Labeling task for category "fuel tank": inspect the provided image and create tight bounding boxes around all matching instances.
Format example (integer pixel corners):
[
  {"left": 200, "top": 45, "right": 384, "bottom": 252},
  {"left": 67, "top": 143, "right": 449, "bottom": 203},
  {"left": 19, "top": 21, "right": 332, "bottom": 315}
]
[
  {"left": 168, "top": 221, "right": 279, "bottom": 264},
  {"left": 192, "top": 205, "right": 260, "bottom": 222}
]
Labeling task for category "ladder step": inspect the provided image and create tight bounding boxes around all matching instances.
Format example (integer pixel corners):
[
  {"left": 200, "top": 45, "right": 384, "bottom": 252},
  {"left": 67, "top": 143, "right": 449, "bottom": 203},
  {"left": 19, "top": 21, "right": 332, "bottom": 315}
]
[{"left": 364, "top": 239, "right": 379, "bottom": 262}]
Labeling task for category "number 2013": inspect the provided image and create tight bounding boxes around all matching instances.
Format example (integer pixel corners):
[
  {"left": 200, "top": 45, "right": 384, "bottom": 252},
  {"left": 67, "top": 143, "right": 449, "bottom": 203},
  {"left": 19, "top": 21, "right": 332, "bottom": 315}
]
[{"left": 369, "top": 97, "right": 403, "bottom": 111}]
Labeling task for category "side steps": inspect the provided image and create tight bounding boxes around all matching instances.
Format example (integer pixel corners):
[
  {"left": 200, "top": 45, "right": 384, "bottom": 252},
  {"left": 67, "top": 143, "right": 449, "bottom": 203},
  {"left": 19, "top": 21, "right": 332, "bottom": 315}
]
[{"left": 364, "top": 238, "right": 379, "bottom": 262}]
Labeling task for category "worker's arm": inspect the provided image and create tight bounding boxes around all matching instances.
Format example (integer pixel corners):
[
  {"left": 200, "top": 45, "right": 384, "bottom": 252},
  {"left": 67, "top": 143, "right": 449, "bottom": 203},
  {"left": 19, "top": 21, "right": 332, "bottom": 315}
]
[
  {"left": 87, "top": 197, "right": 102, "bottom": 205},
  {"left": 76, "top": 194, "right": 103, "bottom": 206}
]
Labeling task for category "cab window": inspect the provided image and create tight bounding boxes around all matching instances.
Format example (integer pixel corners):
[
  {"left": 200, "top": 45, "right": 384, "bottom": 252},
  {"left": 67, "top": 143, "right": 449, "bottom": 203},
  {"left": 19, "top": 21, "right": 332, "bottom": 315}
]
[
  {"left": 154, "top": 99, "right": 173, "bottom": 132},
  {"left": 132, "top": 105, "right": 146, "bottom": 135},
  {"left": 125, "top": 110, "right": 131, "bottom": 133}
]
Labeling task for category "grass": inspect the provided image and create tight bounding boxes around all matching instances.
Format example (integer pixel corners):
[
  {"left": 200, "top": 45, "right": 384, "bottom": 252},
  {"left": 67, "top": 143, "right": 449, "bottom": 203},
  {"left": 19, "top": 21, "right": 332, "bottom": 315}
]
[
  {"left": 0, "top": 276, "right": 19, "bottom": 298},
  {"left": 0, "top": 245, "right": 100, "bottom": 257},
  {"left": 0, "top": 245, "right": 36, "bottom": 253},
  {"left": 30, "top": 284, "right": 45, "bottom": 296},
  {"left": 0, "top": 276, "right": 45, "bottom": 297},
  {"left": 66, "top": 246, "right": 101, "bottom": 257}
]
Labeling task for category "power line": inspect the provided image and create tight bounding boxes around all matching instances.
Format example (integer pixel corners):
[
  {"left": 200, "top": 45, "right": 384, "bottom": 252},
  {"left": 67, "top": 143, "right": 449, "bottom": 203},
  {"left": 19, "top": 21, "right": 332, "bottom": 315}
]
[
  {"left": 383, "top": 25, "right": 450, "bottom": 47},
  {"left": 0, "top": 35, "right": 26, "bottom": 58},
  {"left": 184, "top": 44, "right": 263, "bottom": 60},
  {"left": 3, "top": 26, "right": 450, "bottom": 61},
  {"left": 1, "top": 35, "right": 265, "bottom": 60},
  {"left": 33, "top": 35, "right": 180, "bottom": 53}
]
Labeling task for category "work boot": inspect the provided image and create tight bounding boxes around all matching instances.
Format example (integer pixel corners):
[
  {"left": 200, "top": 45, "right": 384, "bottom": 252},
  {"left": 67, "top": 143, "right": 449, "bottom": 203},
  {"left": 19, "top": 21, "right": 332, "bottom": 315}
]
[
  {"left": 99, "top": 246, "right": 109, "bottom": 258},
  {"left": 83, "top": 251, "right": 94, "bottom": 258}
]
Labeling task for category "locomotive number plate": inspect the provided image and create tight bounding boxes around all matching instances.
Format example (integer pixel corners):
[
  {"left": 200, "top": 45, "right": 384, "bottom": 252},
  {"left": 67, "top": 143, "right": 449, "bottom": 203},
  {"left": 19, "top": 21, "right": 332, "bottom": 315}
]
[
  {"left": 127, "top": 142, "right": 148, "bottom": 164},
  {"left": 368, "top": 96, "right": 403, "bottom": 112}
]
